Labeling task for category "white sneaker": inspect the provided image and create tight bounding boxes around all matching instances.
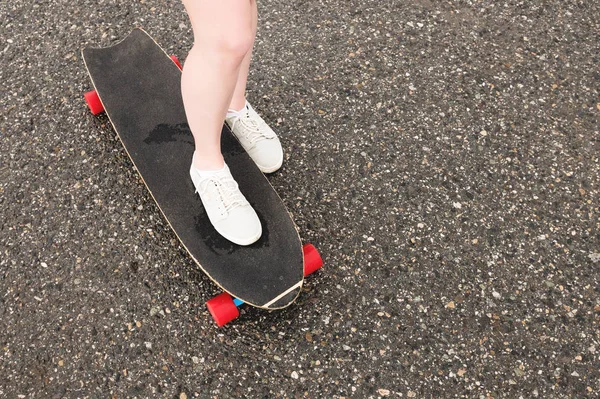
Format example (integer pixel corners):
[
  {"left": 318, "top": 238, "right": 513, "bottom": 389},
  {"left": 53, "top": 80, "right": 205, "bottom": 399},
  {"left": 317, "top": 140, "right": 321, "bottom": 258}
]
[
  {"left": 190, "top": 160, "right": 261, "bottom": 246},
  {"left": 225, "top": 102, "right": 284, "bottom": 173}
]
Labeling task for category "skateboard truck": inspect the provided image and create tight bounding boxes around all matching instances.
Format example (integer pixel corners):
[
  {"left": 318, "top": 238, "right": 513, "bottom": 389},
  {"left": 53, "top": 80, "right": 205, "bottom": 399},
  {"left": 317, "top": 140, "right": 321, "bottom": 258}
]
[{"left": 206, "top": 244, "right": 323, "bottom": 327}]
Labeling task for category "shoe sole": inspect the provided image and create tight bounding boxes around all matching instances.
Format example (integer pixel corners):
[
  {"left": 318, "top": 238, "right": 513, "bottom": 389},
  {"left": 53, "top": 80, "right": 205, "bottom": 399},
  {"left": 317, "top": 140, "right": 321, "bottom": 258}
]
[
  {"left": 257, "top": 157, "right": 283, "bottom": 174},
  {"left": 218, "top": 227, "right": 262, "bottom": 246}
]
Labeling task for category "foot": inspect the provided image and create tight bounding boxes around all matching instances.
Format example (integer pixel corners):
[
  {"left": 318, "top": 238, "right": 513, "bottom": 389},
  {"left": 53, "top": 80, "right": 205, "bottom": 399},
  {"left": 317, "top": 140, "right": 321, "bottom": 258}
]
[
  {"left": 225, "top": 101, "right": 284, "bottom": 173},
  {"left": 190, "top": 158, "right": 261, "bottom": 246}
]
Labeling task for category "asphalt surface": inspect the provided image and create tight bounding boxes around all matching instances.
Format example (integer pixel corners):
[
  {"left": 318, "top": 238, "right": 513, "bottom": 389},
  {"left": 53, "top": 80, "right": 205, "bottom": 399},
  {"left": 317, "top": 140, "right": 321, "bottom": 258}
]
[{"left": 1, "top": 0, "right": 599, "bottom": 398}]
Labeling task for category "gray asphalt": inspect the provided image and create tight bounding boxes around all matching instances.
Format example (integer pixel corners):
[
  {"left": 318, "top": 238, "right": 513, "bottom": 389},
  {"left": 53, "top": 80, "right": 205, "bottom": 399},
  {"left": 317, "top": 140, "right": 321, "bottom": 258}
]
[{"left": 1, "top": 0, "right": 599, "bottom": 398}]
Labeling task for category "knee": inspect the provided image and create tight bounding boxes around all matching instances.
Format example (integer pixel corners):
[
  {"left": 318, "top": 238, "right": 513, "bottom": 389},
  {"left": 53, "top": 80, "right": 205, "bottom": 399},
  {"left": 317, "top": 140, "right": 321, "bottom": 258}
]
[
  {"left": 222, "top": 30, "right": 254, "bottom": 60},
  {"left": 198, "top": 30, "right": 254, "bottom": 64}
]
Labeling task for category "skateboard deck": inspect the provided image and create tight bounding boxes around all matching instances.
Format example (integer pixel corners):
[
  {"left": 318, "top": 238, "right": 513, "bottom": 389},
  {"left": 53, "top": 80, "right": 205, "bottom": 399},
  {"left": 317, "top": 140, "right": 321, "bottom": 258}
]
[{"left": 82, "top": 28, "right": 308, "bottom": 311}]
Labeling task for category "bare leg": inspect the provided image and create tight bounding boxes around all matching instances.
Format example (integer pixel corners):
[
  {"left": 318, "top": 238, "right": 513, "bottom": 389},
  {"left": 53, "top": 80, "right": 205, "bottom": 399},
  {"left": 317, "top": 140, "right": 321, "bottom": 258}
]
[
  {"left": 220, "top": 1, "right": 283, "bottom": 174},
  {"left": 181, "top": 0, "right": 254, "bottom": 170},
  {"left": 228, "top": 0, "right": 258, "bottom": 111}
]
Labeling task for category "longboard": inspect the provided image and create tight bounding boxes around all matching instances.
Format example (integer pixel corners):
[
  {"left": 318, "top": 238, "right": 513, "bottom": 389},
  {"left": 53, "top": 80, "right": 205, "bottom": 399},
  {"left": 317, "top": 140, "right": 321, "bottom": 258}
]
[{"left": 82, "top": 28, "right": 322, "bottom": 326}]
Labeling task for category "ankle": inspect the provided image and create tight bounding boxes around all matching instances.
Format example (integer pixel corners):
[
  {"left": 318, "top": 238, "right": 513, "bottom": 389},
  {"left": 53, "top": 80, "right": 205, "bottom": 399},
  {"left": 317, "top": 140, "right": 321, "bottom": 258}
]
[
  {"left": 192, "top": 152, "right": 225, "bottom": 171},
  {"left": 228, "top": 98, "right": 247, "bottom": 113}
]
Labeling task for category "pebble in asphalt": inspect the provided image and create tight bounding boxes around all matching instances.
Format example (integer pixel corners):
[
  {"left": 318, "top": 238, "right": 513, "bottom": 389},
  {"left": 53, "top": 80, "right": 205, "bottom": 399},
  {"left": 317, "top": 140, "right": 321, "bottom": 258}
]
[{"left": 1, "top": 0, "right": 599, "bottom": 397}]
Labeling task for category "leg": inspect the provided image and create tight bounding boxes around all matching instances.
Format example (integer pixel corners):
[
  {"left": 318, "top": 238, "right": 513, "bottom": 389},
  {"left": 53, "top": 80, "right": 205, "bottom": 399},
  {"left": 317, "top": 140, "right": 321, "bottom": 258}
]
[
  {"left": 229, "top": 0, "right": 258, "bottom": 111},
  {"left": 221, "top": 0, "right": 284, "bottom": 173},
  {"left": 181, "top": 0, "right": 254, "bottom": 170},
  {"left": 182, "top": 0, "right": 262, "bottom": 246}
]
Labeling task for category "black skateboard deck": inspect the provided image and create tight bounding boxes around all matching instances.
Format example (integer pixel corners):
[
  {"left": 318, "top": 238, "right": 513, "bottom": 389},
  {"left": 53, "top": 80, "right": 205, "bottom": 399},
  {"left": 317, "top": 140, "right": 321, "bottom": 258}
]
[{"left": 82, "top": 28, "right": 309, "bottom": 312}]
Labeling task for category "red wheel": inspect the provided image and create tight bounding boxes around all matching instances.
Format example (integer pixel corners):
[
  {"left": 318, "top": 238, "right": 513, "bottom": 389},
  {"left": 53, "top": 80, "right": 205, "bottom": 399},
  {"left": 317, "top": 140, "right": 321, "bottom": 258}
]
[
  {"left": 170, "top": 55, "right": 182, "bottom": 70},
  {"left": 206, "top": 292, "right": 239, "bottom": 327},
  {"left": 84, "top": 90, "right": 104, "bottom": 115},
  {"left": 303, "top": 243, "right": 323, "bottom": 277}
]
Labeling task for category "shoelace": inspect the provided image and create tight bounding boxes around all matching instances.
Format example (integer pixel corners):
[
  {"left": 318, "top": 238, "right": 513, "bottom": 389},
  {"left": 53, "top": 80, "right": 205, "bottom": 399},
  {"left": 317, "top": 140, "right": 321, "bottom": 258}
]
[
  {"left": 232, "top": 108, "right": 276, "bottom": 144},
  {"left": 197, "top": 173, "right": 247, "bottom": 215}
]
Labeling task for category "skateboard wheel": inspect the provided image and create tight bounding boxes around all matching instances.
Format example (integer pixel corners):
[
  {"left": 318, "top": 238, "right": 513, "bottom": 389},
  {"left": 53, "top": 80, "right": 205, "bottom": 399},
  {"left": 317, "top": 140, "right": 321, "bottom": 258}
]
[
  {"left": 84, "top": 90, "right": 104, "bottom": 115},
  {"left": 206, "top": 292, "right": 239, "bottom": 327},
  {"left": 170, "top": 55, "right": 182, "bottom": 70},
  {"left": 303, "top": 243, "right": 323, "bottom": 277}
]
